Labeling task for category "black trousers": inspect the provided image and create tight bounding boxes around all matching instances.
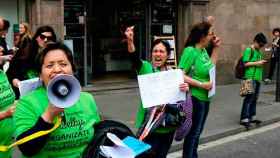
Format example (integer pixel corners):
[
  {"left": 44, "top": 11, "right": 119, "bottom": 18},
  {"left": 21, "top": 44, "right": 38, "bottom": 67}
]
[{"left": 267, "top": 57, "right": 277, "bottom": 79}]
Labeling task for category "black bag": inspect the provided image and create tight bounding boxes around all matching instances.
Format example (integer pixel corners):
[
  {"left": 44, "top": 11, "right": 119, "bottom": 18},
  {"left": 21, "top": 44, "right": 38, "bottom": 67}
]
[
  {"left": 235, "top": 57, "right": 245, "bottom": 79},
  {"left": 235, "top": 48, "right": 254, "bottom": 79},
  {"left": 83, "top": 120, "right": 153, "bottom": 158}
]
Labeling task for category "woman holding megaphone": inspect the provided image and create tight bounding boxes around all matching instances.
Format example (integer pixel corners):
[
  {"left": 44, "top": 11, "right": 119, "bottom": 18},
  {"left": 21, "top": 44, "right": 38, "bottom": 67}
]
[{"left": 13, "top": 42, "right": 101, "bottom": 158}]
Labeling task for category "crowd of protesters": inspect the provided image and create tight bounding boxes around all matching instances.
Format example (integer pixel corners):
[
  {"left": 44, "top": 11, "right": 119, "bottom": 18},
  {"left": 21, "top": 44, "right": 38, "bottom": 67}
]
[{"left": 0, "top": 14, "right": 278, "bottom": 158}]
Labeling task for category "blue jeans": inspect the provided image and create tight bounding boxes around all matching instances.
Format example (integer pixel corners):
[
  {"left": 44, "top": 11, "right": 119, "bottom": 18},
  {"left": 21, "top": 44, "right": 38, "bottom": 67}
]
[
  {"left": 240, "top": 80, "right": 261, "bottom": 122},
  {"left": 183, "top": 96, "right": 210, "bottom": 158},
  {"left": 144, "top": 131, "right": 175, "bottom": 158}
]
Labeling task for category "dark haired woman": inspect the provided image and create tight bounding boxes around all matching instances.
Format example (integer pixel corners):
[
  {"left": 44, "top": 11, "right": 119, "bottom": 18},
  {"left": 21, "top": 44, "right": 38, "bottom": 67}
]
[
  {"left": 14, "top": 42, "right": 101, "bottom": 158},
  {"left": 179, "top": 21, "right": 221, "bottom": 158},
  {"left": 125, "top": 26, "right": 189, "bottom": 158},
  {"left": 7, "top": 25, "right": 56, "bottom": 99}
]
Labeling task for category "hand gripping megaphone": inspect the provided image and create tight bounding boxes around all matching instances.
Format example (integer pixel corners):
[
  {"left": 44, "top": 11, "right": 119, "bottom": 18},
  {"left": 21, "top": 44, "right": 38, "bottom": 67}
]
[{"left": 47, "top": 74, "right": 81, "bottom": 108}]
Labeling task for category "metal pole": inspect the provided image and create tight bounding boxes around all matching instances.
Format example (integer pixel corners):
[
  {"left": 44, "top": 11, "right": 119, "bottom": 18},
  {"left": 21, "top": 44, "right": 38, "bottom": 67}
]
[{"left": 276, "top": 54, "right": 280, "bottom": 102}]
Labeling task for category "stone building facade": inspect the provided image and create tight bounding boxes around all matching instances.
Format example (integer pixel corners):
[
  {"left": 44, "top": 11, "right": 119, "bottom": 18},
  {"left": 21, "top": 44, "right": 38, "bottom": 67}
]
[
  {"left": 208, "top": 0, "right": 280, "bottom": 84},
  {"left": 2, "top": 0, "right": 280, "bottom": 85}
]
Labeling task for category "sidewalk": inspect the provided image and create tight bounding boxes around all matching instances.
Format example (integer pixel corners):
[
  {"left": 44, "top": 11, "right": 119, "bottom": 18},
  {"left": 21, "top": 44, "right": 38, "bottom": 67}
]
[{"left": 86, "top": 82, "right": 280, "bottom": 152}]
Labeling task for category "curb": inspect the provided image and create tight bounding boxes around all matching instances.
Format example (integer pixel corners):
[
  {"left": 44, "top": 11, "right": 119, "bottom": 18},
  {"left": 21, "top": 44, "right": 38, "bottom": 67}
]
[
  {"left": 83, "top": 82, "right": 138, "bottom": 93},
  {"left": 168, "top": 116, "right": 280, "bottom": 153}
]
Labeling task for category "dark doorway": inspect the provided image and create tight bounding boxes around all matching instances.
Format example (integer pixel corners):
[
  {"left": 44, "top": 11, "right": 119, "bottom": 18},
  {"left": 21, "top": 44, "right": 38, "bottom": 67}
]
[{"left": 87, "top": 0, "right": 147, "bottom": 84}]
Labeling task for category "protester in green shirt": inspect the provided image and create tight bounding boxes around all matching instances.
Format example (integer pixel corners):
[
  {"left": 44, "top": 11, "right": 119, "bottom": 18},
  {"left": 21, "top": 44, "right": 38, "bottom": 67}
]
[
  {"left": 14, "top": 42, "right": 101, "bottom": 158},
  {"left": 240, "top": 33, "right": 267, "bottom": 128},
  {"left": 124, "top": 25, "right": 189, "bottom": 158},
  {"left": 179, "top": 21, "right": 221, "bottom": 158},
  {"left": 0, "top": 55, "right": 16, "bottom": 158}
]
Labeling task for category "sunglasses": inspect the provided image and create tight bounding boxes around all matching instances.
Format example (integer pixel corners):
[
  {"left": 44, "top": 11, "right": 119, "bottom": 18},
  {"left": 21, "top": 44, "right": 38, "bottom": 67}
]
[{"left": 39, "top": 34, "right": 53, "bottom": 41}]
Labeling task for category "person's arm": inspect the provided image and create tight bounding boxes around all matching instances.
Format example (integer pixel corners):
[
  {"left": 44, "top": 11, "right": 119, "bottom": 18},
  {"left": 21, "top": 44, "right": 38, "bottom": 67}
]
[
  {"left": 16, "top": 102, "right": 63, "bottom": 157},
  {"left": 0, "top": 105, "right": 15, "bottom": 120},
  {"left": 125, "top": 26, "right": 143, "bottom": 72},
  {"left": 244, "top": 60, "right": 266, "bottom": 67},
  {"left": 183, "top": 74, "right": 212, "bottom": 90},
  {"left": 17, "top": 117, "right": 54, "bottom": 157},
  {"left": 243, "top": 47, "right": 266, "bottom": 67},
  {"left": 210, "top": 36, "right": 221, "bottom": 65}
]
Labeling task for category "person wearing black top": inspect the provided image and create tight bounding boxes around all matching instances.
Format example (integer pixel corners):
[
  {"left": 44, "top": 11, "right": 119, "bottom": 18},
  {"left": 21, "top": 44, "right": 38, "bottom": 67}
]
[{"left": 264, "top": 28, "right": 280, "bottom": 84}]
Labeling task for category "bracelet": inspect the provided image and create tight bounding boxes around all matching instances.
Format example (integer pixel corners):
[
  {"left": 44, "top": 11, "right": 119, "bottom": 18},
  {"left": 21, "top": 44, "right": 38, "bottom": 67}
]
[{"left": 198, "top": 81, "right": 202, "bottom": 86}]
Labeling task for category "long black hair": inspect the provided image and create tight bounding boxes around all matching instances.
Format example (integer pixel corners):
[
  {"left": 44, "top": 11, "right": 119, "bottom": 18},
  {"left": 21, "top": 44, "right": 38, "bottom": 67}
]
[
  {"left": 184, "top": 22, "right": 212, "bottom": 47},
  {"left": 28, "top": 25, "right": 57, "bottom": 68}
]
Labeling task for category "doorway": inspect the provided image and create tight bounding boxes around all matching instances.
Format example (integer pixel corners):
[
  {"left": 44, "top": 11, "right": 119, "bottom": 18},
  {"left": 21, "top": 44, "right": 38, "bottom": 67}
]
[{"left": 86, "top": 0, "right": 147, "bottom": 84}]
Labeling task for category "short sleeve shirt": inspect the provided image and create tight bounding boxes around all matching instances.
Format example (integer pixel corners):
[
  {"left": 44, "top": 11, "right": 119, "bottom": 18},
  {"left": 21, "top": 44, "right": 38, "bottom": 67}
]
[
  {"left": 14, "top": 87, "right": 101, "bottom": 158},
  {"left": 242, "top": 47, "right": 263, "bottom": 81},
  {"left": 179, "top": 46, "right": 214, "bottom": 101}
]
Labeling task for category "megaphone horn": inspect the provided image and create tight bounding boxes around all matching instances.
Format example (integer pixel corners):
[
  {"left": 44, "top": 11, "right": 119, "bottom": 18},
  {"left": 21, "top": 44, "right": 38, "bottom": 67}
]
[{"left": 47, "top": 74, "right": 81, "bottom": 108}]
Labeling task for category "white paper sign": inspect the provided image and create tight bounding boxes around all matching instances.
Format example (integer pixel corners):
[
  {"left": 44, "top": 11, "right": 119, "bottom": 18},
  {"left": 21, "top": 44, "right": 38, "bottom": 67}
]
[
  {"left": 18, "top": 78, "right": 42, "bottom": 98},
  {"left": 137, "top": 69, "right": 185, "bottom": 108},
  {"left": 208, "top": 66, "right": 216, "bottom": 98}
]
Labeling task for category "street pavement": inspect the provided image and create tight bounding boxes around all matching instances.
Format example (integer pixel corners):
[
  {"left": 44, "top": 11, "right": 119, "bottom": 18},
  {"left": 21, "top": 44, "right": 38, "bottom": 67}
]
[
  {"left": 169, "top": 121, "right": 280, "bottom": 158},
  {"left": 12, "top": 81, "right": 280, "bottom": 157},
  {"left": 87, "top": 81, "right": 280, "bottom": 152},
  {"left": 198, "top": 122, "right": 280, "bottom": 158}
]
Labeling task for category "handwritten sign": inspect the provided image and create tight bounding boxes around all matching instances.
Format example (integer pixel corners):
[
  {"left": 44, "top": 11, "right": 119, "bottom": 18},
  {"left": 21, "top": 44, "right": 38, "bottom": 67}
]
[{"left": 137, "top": 69, "right": 185, "bottom": 108}]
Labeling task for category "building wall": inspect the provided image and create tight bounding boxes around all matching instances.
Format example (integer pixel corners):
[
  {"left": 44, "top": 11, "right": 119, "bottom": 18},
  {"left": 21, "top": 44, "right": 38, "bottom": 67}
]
[
  {"left": 208, "top": 0, "right": 280, "bottom": 84},
  {"left": 29, "top": 0, "right": 280, "bottom": 85},
  {"left": 29, "top": 0, "right": 64, "bottom": 39},
  {"left": 0, "top": 0, "right": 25, "bottom": 48}
]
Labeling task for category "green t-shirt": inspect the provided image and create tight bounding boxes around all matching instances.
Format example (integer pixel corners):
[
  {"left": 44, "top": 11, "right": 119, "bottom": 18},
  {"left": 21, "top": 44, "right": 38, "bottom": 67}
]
[
  {"left": 179, "top": 46, "right": 214, "bottom": 101},
  {"left": 14, "top": 87, "right": 101, "bottom": 158},
  {"left": 135, "top": 60, "right": 175, "bottom": 133},
  {"left": 242, "top": 47, "right": 263, "bottom": 81},
  {"left": 0, "top": 70, "right": 15, "bottom": 158}
]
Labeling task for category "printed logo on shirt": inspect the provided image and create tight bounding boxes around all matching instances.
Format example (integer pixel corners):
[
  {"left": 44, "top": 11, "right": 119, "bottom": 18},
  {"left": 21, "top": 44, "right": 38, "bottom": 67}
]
[
  {"left": 0, "top": 74, "right": 15, "bottom": 108},
  {"left": 45, "top": 115, "right": 93, "bottom": 152}
]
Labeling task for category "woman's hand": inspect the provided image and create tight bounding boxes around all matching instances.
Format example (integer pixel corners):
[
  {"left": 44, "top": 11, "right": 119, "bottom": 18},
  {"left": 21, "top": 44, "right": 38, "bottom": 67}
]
[
  {"left": 201, "top": 81, "right": 213, "bottom": 91},
  {"left": 256, "top": 60, "right": 267, "bottom": 66},
  {"left": 212, "top": 36, "right": 222, "bottom": 48},
  {"left": 12, "top": 78, "right": 21, "bottom": 88},
  {"left": 0, "top": 55, "right": 12, "bottom": 65},
  {"left": 42, "top": 104, "right": 64, "bottom": 123},
  {"left": 125, "top": 26, "right": 136, "bottom": 53},
  {"left": 5, "top": 105, "right": 16, "bottom": 118},
  {"left": 0, "top": 105, "right": 16, "bottom": 120},
  {"left": 125, "top": 26, "right": 134, "bottom": 42},
  {"left": 179, "top": 83, "right": 189, "bottom": 92}
]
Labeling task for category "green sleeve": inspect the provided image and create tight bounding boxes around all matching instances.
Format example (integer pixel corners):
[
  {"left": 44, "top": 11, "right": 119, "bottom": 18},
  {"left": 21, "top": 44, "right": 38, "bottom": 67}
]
[
  {"left": 135, "top": 104, "right": 145, "bottom": 128},
  {"left": 14, "top": 98, "right": 39, "bottom": 137},
  {"left": 138, "top": 60, "right": 153, "bottom": 75},
  {"left": 178, "top": 47, "right": 196, "bottom": 73},
  {"left": 242, "top": 48, "right": 252, "bottom": 62}
]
